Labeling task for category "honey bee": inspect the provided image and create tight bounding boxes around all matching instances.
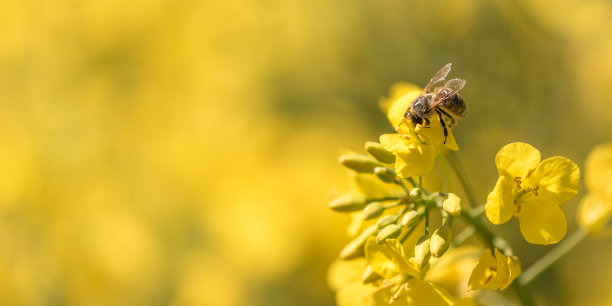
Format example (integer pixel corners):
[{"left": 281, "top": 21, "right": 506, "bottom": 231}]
[{"left": 400, "top": 63, "right": 467, "bottom": 144}]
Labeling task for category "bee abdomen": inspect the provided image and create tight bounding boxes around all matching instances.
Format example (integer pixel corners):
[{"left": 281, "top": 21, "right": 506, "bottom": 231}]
[{"left": 443, "top": 94, "right": 467, "bottom": 118}]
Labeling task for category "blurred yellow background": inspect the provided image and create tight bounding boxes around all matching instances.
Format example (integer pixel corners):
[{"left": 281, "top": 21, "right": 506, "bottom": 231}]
[{"left": 1, "top": 0, "right": 611, "bottom": 305}]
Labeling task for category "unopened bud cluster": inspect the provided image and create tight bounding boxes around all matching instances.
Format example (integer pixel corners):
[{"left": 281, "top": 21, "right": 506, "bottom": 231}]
[{"left": 329, "top": 140, "right": 464, "bottom": 285}]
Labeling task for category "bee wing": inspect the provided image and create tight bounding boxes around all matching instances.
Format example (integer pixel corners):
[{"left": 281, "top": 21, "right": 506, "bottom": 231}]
[
  {"left": 438, "top": 78, "right": 466, "bottom": 100},
  {"left": 428, "top": 78, "right": 467, "bottom": 109},
  {"left": 422, "top": 63, "right": 452, "bottom": 94}
]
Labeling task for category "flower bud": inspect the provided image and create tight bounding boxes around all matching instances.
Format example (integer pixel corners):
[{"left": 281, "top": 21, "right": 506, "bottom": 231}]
[
  {"left": 430, "top": 226, "right": 452, "bottom": 258},
  {"left": 376, "top": 215, "right": 397, "bottom": 229},
  {"left": 361, "top": 266, "right": 379, "bottom": 284},
  {"left": 365, "top": 142, "right": 396, "bottom": 164},
  {"left": 409, "top": 188, "right": 422, "bottom": 200},
  {"left": 328, "top": 193, "right": 367, "bottom": 212},
  {"left": 414, "top": 234, "right": 431, "bottom": 268},
  {"left": 376, "top": 224, "right": 401, "bottom": 244},
  {"left": 339, "top": 225, "right": 378, "bottom": 259},
  {"left": 374, "top": 167, "right": 396, "bottom": 184},
  {"left": 400, "top": 211, "right": 420, "bottom": 228},
  {"left": 442, "top": 193, "right": 462, "bottom": 216},
  {"left": 339, "top": 154, "right": 381, "bottom": 173},
  {"left": 361, "top": 202, "right": 384, "bottom": 220}
]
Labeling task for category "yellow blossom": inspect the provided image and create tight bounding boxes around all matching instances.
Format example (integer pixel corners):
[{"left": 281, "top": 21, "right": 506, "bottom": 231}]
[
  {"left": 378, "top": 84, "right": 459, "bottom": 178},
  {"left": 485, "top": 142, "right": 579, "bottom": 244},
  {"left": 329, "top": 220, "right": 476, "bottom": 306},
  {"left": 365, "top": 238, "right": 474, "bottom": 306},
  {"left": 577, "top": 143, "right": 612, "bottom": 235},
  {"left": 468, "top": 248, "right": 521, "bottom": 291}
]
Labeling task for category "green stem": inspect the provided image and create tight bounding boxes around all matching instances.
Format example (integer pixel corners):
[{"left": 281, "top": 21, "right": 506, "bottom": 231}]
[
  {"left": 519, "top": 229, "right": 588, "bottom": 287},
  {"left": 407, "top": 177, "right": 418, "bottom": 188},
  {"left": 425, "top": 206, "right": 430, "bottom": 234},
  {"left": 437, "top": 155, "right": 451, "bottom": 193},
  {"left": 511, "top": 282, "right": 535, "bottom": 306},
  {"left": 367, "top": 196, "right": 402, "bottom": 203},
  {"left": 471, "top": 204, "right": 486, "bottom": 217},
  {"left": 452, "top": 225, "right": 475, "bottom": 246},
  {"left": 458, "top": 210, "right": 495, "bottom": 250},
  {"left": 443, "top": 152, "right": 477, "bottom": 208},
  {"left": 395, "top": 179, "right": 411, "bottom": 195}
]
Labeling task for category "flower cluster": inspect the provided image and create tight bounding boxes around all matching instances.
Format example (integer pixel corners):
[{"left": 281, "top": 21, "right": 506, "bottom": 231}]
[{"left": 326, "top": 69, "right": 601, "bottom": 305}]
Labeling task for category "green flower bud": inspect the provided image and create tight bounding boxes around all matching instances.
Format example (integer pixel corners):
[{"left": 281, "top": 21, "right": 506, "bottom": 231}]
[
  {"left": 376, "top": 215, "right": 397, "bottom": 229},
  {"left": 339, "top": 154, "right": 381, "bottom": 173},
  {"left": 339, "top": 225, "right": 379, "bottom": 259},
  {"left": 430, "top": 226, "right": 452, "bottom": 258},
  {"left": 374, "top": 167, "right": 396, "bottom": 184},
  {"left": 365, "top": 142, "right": 396, "bottom": 164},
  {"left": 409, "top": 188, "right": 422, "bottom": 200},
  {"left": 414, "top": 234, "right": 431, "bottom": 268},
  {"left": 442, "top": 193, "right": 462, "bottom": 216},
  {"left": 376, "top": 224, "right": 401, "bottom": 244},
  {"left": 361, "top": 266, "right": 379, "bottom": 284},
  {"left": 329, "top": 193, "right": 366, "bottom": 212},
  {"left": 361, "top": 202, "right": 384, "bottom": 220},
  {"left": 400, "top": 211, "right": 421, "bottom": 228}
]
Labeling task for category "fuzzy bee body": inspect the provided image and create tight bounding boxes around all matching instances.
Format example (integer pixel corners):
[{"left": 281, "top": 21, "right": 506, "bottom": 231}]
[{"left": 401, "top": 64, "right": 467, "bottom": 142}]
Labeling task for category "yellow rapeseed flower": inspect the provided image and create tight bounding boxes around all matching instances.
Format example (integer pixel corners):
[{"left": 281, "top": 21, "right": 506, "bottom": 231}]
[
  {"left": 379, "top": 84, "right": 459, "bottom": 178},
  {"left": 485, "top": 142, "right": 579, "bottom": 245},
  {"left": 468, "top": 248, "right": 521, "bottom": 291},
  {"left": 364, "top": 238, "right": 475, "bottom": 306},
  {"left": 577, "top": 143, "right": 612, "bottom": 235}
]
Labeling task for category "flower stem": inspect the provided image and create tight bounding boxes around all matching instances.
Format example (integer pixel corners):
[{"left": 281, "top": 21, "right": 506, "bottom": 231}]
[
  {"left": 437, "top": 155, "right": 451, "bottom": 193},
  {"left": 519, "top": 228, "right": 588, "bottom": 287},
  {"left": 452, "top": 225, "right": 475, "bottom": 246},
  {"left": 407, "top": 177, "right": 418, "bottom": 188},
  {"left": 395, "top": 179, "right": 411, "bottom": 195},
  {"left": 443, "top": 152, "right": 477, "bottom": 208}
]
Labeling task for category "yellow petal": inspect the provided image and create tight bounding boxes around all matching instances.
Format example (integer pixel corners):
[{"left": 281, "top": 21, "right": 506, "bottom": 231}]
[
  {"left": 443, "top": 132, "right": 459, "bottom": 151},
  {"left": 327, "top": 258, "right": 367, "bottom": 292},
  {"left": 505, "top": 256, "right": 522, "bottom": 290},
  {"left": 418, "top": 114, "right": 458, "bottom": 149},
  {"left": 495, "top": 142, "right": 541, "bottom": 180},
  {"left": 493, "top": 249, "right": 513, "bottom": 290},
  {"left": 380, "top": 134, "right": 436, "bottom": 178},
  {"left": 468, "top": 249, "right": 500, "bottom": 290},
  {"left": 384, "top": 87, "right": 421, "bottom": 128},
  {"left": 485, "top": 176, "right": 515, "bottom": 225},
  {"left": 525, "top": 156, "right": 579, "bottom": 204},
  {"left": 585, "top": 143, "right": 612, "bottom": 200},
  {"left": 426, "top": 246, "right": 481, "bottom": 297},
  {"left": 518, "top": 200, "right": 567, "bottom": 245},
  {"left": 373, "top": 279, "right": 467, "bottom": 306},
  {"left": 577, "top": 193, "right": 612, "bottom": 235},
  {"left": 365, "top": 238, "right": 420, "bottom": 279}
]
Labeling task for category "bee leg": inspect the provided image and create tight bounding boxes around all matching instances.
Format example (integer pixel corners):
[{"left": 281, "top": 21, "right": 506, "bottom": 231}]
[
  {"left": 437, "top": 111, "right": 448, "bottom": 144},
  {"left": 422, "top": 117, "right": 431, "bottom": 129},
  {"left": 438, "top": 108, "right": 456, "bottom": 127}
]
